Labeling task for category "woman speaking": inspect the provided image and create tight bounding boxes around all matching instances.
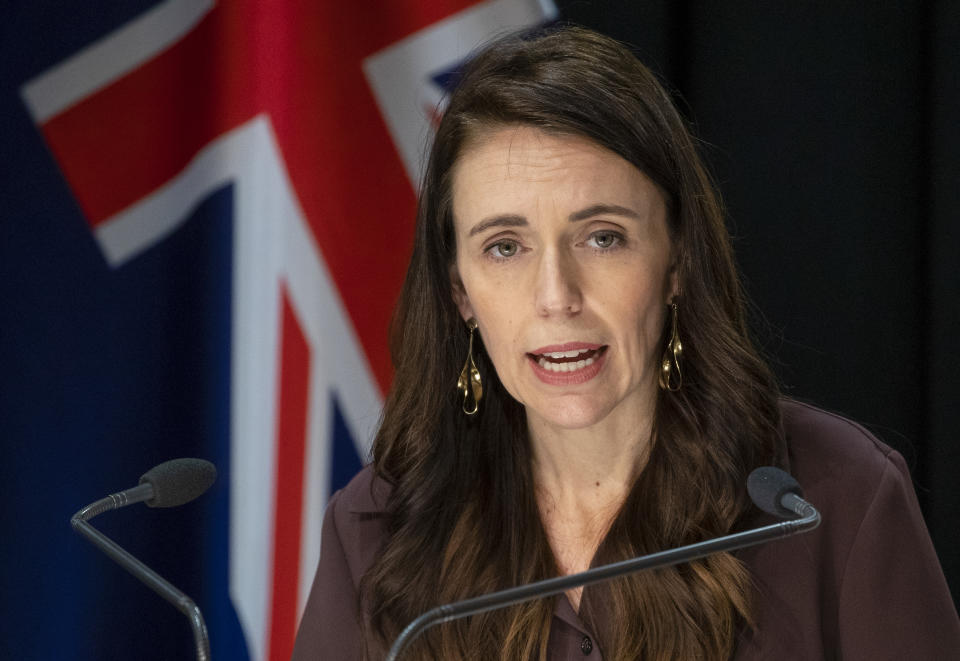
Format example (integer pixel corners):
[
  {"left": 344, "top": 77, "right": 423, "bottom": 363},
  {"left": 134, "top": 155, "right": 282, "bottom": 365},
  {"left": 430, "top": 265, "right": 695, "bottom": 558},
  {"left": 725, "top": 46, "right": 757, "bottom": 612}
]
[{"left": 292, "top": 27, "right": 959, "bottom": 660}]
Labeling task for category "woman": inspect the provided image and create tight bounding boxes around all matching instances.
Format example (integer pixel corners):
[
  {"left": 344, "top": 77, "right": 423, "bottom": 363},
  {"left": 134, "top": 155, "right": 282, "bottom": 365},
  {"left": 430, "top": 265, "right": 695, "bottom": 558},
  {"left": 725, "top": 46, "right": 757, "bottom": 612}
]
[{"left": 293, "top": 27, "right": 959, "bottom": 660}]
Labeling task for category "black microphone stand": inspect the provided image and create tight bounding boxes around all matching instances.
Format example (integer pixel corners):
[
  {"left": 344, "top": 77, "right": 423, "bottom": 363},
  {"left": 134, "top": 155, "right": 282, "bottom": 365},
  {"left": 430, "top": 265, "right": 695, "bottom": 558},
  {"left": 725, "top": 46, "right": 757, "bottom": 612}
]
[
  {"left": 72, "top": 483, "right": 211, "bottom": 661},
  {"left": 386, "top": 499, "right": 820, "bottom": 661}
]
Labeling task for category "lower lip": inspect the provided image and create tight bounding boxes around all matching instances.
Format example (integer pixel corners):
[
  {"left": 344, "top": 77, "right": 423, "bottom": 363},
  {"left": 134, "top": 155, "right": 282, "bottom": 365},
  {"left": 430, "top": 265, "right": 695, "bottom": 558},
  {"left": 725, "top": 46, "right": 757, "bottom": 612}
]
[{"left": 528, "top": 350, "right": 606, "bottom": 385}]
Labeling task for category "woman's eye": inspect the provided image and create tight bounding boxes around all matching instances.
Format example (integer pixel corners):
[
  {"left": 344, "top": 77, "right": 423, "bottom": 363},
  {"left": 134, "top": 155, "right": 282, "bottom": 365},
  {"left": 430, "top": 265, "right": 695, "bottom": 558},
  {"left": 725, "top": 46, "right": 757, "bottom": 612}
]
[
  {"left": 588, "top": 231, "right": 622, "bottom": 249},
  {"left": 488, "top": 240, "right": 519, "bottom": 258}
]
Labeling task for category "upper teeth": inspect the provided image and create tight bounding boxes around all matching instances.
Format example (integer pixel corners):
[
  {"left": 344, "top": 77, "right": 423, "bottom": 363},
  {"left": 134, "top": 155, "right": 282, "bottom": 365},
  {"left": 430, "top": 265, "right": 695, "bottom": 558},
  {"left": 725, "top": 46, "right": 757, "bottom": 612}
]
[
  {"left": 538, "top": 356, "right": 595, "bottom": 372},
  {"left": 544, "top": 349, "right": 591, "bottom": 359}
]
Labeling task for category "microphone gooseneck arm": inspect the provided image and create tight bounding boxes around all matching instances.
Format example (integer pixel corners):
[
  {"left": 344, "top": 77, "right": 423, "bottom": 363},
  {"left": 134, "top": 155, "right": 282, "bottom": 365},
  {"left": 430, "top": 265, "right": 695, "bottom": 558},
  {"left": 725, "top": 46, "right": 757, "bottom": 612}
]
[
  {"left": 72, "top": 478, "right": 212, "bottom": 660},
  {"left": 386, "top": 482, "right": 820, "bottom": 661}
]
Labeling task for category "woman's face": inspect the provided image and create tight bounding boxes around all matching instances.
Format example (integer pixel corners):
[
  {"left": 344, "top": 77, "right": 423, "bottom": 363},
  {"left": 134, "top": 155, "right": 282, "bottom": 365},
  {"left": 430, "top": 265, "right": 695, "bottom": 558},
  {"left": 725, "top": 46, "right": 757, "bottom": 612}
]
[{"left": 450, "top": 125, "right": 677, "bottom": 431}]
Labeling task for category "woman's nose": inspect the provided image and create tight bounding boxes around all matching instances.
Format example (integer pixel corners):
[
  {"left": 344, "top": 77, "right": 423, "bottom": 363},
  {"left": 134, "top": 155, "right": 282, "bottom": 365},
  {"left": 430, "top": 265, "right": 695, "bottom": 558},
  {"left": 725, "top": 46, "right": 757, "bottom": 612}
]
[{"left": 534, "top": 249, "right": 583, "bottom": 317}]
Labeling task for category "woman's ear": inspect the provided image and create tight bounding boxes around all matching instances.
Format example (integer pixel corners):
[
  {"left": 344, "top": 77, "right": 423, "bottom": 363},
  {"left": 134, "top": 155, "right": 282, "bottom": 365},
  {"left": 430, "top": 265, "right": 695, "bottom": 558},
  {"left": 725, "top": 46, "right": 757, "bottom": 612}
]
[
  {"left": 668, "top": 269, "right": 680, "bottom": 304},
  {"left": 449, "top": 263, "right": 476, "bottom": 321},
  {"left": 665, "top": 249, "right": 681, "bottom": 304}
]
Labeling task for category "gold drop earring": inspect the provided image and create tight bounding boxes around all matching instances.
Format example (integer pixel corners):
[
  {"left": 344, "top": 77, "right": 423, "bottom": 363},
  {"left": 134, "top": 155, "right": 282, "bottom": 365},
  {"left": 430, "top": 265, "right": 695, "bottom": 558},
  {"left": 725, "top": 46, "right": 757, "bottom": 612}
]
[
  {"left": 457, "top": 318, "right": 483, "bottom": 415},
  {"left": 659, "top": 302, "right": 683, "bottom": 391}
]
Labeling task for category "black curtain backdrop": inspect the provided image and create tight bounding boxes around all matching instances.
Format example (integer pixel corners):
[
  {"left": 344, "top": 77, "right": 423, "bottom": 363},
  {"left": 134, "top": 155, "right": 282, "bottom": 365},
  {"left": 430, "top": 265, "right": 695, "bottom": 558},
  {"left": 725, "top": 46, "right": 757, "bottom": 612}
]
[{"left": 554, "top": 1, "right": 959, "bottom": 603}]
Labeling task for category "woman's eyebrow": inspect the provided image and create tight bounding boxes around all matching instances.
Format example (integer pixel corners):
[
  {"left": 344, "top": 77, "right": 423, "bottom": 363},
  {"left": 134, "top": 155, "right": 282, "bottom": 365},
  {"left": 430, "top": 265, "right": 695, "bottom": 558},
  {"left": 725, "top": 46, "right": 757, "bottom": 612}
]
[
  {"left": 467, "top": 204, "right": 640, "bottom": 237},
  {"left": 569, "top": 203, "right": 642, "bottom": 222},
  {"left": 468, "top": 214, "right": 527, "bottom": 237}
]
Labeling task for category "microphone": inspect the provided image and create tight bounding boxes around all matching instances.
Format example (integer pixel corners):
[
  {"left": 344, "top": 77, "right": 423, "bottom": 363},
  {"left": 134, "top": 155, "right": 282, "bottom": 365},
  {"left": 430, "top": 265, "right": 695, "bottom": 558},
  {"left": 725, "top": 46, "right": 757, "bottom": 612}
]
[
  {"left": 747, "top": 465, "right": 818, "bottom": 519},
  {"left": 386, "top": 466, "right": 820, "bottom": 661},
  {"left": 71, "top": 458, "right": 217, "bottom": 661}
]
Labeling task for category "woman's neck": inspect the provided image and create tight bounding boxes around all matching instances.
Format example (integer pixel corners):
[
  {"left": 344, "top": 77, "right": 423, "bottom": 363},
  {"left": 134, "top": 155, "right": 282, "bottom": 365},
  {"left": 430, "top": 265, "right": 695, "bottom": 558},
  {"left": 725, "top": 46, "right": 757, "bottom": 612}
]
[
  {"left": 527, "top": 404, "right": 654, "bottom": 595},
  {"left": 528, "top": 404, "right": 653, "bottom": 514}
]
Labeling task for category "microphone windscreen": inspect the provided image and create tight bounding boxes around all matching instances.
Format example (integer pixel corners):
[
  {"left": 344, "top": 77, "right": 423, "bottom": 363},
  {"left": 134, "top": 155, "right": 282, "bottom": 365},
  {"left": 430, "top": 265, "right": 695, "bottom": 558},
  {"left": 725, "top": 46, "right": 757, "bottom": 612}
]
[
  {"left": 139, "top": 458, "right": 217, "bottom": 508},
  {"left": 747, "top": 466, "right": 803, "bottom": 518}
]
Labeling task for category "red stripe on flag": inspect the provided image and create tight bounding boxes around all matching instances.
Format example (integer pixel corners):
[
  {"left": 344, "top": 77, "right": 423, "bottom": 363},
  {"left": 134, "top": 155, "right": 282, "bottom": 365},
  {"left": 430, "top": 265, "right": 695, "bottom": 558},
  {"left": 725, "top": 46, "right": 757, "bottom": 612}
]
[
  {"left": 268, "top": 285, "right": 310, "bottom": 661},
  {"left": 38, "top": 7, "right": 259, "bottom": 225}
]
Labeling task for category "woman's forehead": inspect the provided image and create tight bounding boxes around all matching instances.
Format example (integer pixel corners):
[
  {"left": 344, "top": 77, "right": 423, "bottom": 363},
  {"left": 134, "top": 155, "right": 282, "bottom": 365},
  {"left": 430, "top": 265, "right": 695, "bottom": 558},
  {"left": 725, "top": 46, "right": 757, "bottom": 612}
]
[{"left": 450, "top": 126, "right": 663, "bottom": 224}]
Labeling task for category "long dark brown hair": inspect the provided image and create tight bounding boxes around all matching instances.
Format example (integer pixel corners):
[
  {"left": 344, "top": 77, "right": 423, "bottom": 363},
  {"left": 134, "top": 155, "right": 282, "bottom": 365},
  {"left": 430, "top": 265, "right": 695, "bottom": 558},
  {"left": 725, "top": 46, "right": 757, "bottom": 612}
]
[{"left": 362, "top": 27, "right": 781, "bottom": 660}]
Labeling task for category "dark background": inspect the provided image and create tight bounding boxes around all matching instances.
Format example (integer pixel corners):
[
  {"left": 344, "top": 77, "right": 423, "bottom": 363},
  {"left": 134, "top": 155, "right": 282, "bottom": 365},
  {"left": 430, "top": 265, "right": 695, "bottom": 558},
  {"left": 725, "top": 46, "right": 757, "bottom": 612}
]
[{"left": 555, "top": 1, "right": 959, "bottom": 603}]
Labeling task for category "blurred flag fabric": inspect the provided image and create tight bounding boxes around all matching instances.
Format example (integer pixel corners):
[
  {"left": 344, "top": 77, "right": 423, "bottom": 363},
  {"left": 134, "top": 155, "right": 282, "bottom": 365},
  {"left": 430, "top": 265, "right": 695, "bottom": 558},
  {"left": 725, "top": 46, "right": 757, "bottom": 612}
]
[{"left": 0, "top": 1, "right": 555, "bottom": 659}]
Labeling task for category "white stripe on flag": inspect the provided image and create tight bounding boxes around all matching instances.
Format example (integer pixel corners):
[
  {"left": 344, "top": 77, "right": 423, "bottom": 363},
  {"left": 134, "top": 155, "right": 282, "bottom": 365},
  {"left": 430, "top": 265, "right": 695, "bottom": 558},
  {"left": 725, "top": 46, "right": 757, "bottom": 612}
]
[
  {"left": 281, "top": 184, "right": 384, "bottom": 616},
  {"left": 363, "top": 0, "right": 557, "bottom": 188},
  {"left": 20, "top": 0, "right": 214, "bottom": 122}
]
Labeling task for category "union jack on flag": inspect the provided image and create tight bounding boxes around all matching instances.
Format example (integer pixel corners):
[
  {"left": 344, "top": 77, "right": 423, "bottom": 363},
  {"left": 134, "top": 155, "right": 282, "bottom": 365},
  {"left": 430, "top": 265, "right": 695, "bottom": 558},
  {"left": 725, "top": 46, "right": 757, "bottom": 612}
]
[{"left": 5, "top": 1, "right": 554, "bottom": 659}]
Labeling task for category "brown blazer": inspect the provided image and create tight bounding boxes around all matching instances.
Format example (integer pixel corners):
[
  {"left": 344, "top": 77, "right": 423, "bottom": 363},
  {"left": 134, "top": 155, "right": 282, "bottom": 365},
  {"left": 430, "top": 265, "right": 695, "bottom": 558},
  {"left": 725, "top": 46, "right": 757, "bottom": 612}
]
[{"left": 292, "top": 400, "right": 960, "bottom": 659}]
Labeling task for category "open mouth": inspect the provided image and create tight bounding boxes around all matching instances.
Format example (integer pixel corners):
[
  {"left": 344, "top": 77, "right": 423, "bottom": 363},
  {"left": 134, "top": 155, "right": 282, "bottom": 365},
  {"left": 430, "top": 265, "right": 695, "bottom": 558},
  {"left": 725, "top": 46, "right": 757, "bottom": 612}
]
[{"left": 528, "top": 346, "right": 607, "bottom": 373}]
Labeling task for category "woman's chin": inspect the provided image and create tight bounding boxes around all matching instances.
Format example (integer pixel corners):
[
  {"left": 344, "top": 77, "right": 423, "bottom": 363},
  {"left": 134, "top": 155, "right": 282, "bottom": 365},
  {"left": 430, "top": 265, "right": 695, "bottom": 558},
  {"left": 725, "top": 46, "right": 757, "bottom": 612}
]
[{"left": 524, "top": 396, "right": 614, "bottom": 432}]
